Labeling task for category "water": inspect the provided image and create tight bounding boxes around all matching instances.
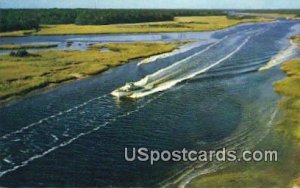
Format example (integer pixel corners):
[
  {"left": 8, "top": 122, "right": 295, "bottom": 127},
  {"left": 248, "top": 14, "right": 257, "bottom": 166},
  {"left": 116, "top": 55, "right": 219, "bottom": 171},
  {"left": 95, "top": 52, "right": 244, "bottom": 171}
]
[
  {"left": 0, "top": 31, "right": 212, "bottom": 54},
  {"left": 0, "top": 20, "right": 299, "bottom": 186}
]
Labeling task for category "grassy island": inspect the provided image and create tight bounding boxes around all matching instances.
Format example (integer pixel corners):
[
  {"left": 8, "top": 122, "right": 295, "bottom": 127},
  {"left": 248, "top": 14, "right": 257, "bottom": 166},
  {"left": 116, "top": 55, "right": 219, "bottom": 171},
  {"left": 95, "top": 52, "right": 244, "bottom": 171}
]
[
  {"left": 0, "top": 42, "right": 182, "bottom": 103},
  {"left": 0, "top": 44, "right": 58, "bottom": 50}
]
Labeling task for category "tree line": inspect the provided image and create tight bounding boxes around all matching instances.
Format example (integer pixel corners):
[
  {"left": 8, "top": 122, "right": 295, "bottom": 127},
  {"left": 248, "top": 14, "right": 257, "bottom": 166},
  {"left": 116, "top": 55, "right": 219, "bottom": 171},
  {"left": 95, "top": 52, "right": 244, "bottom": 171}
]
[
  {"left": 0, "top": 9, "right": 226, "bottom": 32},
  {"left": 1, "top": 9, "right": 299, "bottom": 33}
]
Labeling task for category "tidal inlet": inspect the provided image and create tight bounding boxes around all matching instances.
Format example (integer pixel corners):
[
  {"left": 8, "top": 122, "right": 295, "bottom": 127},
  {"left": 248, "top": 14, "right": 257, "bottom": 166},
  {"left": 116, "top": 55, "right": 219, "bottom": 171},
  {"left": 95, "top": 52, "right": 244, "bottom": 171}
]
[{"left": 0, "top": 0, "right": 300, "bottom": 187}]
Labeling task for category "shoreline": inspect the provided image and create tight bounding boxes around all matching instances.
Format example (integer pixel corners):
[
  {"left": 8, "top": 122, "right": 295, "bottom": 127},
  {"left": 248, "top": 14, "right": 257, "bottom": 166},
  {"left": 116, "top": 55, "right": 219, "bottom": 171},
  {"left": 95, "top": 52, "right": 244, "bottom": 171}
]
[
  {"left": 0, "top": 21, "right": 275, "bottom": 39},
  {"left": 0, "top": 42, "right": 183, "bottom": 106},
  {"left": 175, "top": 37, "right": 300, "bottom": 188},
  {"left": 262, "top": 35, "right": 300, "bottom": 187},
  {"left": 273, "top": 36, "right": 300, "bottom": 143},
  {"left": 0, "top": 16, "right": 274, "bottom": 37},
  {"left": 0, "top": 59, "right": 141, "bottom": 107},
  {"left": 0, "top": 18, "right": 278, "bottom": 106},
  {"left": 0, "top": 44, "right": 59, "bottom": 50}
]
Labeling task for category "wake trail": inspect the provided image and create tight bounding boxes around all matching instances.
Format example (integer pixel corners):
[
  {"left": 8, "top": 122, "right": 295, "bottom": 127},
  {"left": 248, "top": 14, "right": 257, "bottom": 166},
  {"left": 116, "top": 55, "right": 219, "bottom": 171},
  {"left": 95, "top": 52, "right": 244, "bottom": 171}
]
[
  {"left": 137, "top": 35, "right": 229, "bottom": 83},
  {"left": 0, "top": 86, "right": 173, "bottom": 179},
  {"left": 0, "top": 94, "right": 108, "bottom": 140},
  {"left": 0, "top": 35, "right": 228, "bottom": 140},
  {"left": 259, "top": 40, "right": 300, "bottom": 71},
  {"left": 129, "top": 35, "right": 252, "bottom": 98},
  {"left": 136, "top": 28, "right": 256, "bottom": 66},
  {"left": 137, "top": 41, "right": 207, "bottom": 66},
  {"left": 165, "top": 108, "right": 279, "bottom": 188},
  {"left": 0, "top": 27, "right": 268, "bottom": 179}
]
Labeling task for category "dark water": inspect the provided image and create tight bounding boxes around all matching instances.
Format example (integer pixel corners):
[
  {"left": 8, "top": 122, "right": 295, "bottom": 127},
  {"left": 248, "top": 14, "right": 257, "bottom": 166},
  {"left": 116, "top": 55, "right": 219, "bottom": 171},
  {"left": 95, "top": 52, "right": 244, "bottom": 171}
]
[{"left": 0, "top": 20, "right": 299, "bottom": 186}]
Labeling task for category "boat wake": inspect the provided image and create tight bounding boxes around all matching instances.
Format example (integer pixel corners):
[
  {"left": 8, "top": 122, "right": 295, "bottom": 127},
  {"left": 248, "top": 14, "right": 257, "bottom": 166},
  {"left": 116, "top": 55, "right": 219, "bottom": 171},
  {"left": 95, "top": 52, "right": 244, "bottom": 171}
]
[
  {"left": 0, "top": 91, "right": 167, "bottom": 178},
  {"left": 111, "top": 34, "right": 252, "bottom": 99},
  {"left": 258, "top": 40, "right": 300, "bottom": 71},
  {"left": 161, "top": 105, "right": 279, "bottom": 188},
  {"left": 137, "top": 41, "right": 212, "bottom": 66}
]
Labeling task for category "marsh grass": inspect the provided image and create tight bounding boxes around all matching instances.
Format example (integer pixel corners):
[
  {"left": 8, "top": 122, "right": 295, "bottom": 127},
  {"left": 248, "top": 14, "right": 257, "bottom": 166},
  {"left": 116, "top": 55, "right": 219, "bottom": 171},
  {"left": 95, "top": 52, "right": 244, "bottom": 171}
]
[
  {"left": 187, "top": 36, "right": 300, "bottom": 188},
  {"left": 0, "top": 42, "right": 182, "bottom": 102},
  {"left": 272, "top": 36, "right": 300, "bottom": 142},
  {"left": 0, "top": 16, "right": 273, "bottom": 37},
  {"left": 267, "top": 36, "right": 300, "bottom": 187},
  {"left": 0, "top": 43, "right": 58, "bottom": 50},
  {"left": 0, "top": 30, "right": 35, "bottom": 37},
  {"left": 188, "top": 171, "right": 286, "bottom": 188},
  {"left": 249, "top": 13, "right": 298, "bottom": 19},
  {"left": 187, "top": 150, "right": 300, "bottom": 188},
  {"left": 274, "top": 59, "right": 300, "bottom": 142},
  {"left": 187, "top": 128, "right": 300, "bottom": 188}
]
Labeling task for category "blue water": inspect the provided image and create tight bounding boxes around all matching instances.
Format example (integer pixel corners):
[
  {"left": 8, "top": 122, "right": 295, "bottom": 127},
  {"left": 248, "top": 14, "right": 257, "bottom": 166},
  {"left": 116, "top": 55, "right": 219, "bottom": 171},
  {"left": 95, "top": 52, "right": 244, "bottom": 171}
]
[{"left": 0, "top": 20, "right": 299, "bottom": 186}]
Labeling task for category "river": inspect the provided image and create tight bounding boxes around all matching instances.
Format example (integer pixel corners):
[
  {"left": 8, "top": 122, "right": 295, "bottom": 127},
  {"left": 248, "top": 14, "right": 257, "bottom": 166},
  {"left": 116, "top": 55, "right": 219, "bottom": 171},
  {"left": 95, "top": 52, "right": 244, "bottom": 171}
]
[{"left": 0, "top": 20, "right": 299, "bottom": 186}]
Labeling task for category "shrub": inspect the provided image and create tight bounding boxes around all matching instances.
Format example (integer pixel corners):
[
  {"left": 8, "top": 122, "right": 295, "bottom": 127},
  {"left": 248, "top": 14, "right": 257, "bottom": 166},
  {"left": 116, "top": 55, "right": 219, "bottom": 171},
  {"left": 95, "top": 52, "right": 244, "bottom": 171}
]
[{"left": 9, "top": 50, "right": 30, "bottom": 57}]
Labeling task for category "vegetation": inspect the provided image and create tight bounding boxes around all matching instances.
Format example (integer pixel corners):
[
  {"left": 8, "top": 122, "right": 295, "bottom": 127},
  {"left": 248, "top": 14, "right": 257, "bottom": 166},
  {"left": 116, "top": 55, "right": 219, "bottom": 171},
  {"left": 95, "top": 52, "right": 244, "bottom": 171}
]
[
  {"left": 273, "top": 36, "right": 300, "bottom": 143},
  {"left": 0, "top": 16, "right": 273, "bottom": 37},
  {"left": 187, "top": 155, "right": 300, "bottom": 188},
  {"left": 241, "top": 9, "right": 300, "bottom": 17},
  {"left": 272, "top": 36, "right": 300, "bottom": 187},
  {"left": 187, "top": 36, "right": 300, "bottom": 188},
  {"left": 9, "top": 50, "right": 30, "bottom": 57},
  {"left": 292, "top": 177, "right": 300, "bottom": 187},
  {"left": 0, "top": 9, "right": 225, "bottom": 32},
  {"left": 188, "top": 171, "right": 286, "bottom": 188},
  {"left": 0, "top": 43, "right": 58, "bottom": 50},
  {"left": 291, "top": 35, "right": 300, "bottom": 44},
  {"left": 274, "top": 62, "right": 300, "bottom": 141},
  {"left": 186, "top": 133, "right": 300, "bottom": 188},
  {"left": 1, "top": 9, "right": 297, "bottom": 35},
  {"left": 0, "top": 42, "right": 182, "bottom": 102},
  {"left": 0, "top": 10, "right": 40, "bottom": 32},
  {"left": 246, "top": 13, "right": 298, "bottom": 19}
]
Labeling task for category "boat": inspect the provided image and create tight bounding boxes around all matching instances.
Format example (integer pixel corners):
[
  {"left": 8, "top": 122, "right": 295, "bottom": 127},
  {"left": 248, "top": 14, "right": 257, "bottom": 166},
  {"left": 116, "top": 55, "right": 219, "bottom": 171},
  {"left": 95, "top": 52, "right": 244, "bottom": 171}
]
[{"left": 111, "top": 82, "right": 146, "bottom": 98}]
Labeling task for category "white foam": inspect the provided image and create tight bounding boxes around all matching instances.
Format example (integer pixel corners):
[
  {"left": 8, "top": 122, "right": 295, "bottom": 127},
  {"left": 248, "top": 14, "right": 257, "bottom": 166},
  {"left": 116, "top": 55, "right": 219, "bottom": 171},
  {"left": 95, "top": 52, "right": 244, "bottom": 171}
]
[
  {"left": 136, "top": 36, "right": 228, "bottom": 86},
  {"left": 3, "top": 158, "right": 13, "bottom": 164},
  {"left": 0, "top": 90, "right": 167, "bottom": 179},
  {"left": 51, "top": 134, "right": 59, "bottom": 142},
  {"left": 129, "top": 36, "right": 251, "bottom": 98},
  {"left": 174, "top": 108, "right": 279, "bottom": 188},
  {"left": 259, "top": 40, "right": 299, "bottom": 71},
  {"left": 0, "top": 94, "right": 108, "bottom": 140},
  {"left": 137, "top": 41, "right": 211, "bottom": 66}
]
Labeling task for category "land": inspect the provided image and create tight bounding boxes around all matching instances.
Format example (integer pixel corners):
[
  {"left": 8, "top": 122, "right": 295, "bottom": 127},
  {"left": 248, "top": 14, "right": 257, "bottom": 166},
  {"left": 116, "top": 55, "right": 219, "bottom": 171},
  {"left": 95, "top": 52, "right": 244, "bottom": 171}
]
[
  {"left": 186, "top": 154, "right": 300, "bottom": 188},
  {"left": 273, "top": 36, "right": 300, "bottom": 143},
  {"left": 0, "top": 44, "right": 58, "bottom": 50},
  {"left": 187, "top": 170, "right": 288, "bottom": 188},
  {"left": 187, "top": 36, "right": 300, "bottom": 188},
  {"left": 0, "top": 42, "right": 183, "bottom": 103},
  {"left": 0, "top": 9, "right": 226, "bottom": 33},
  {"left": 243, "top": 13, "right": 298, "bottom": 19},
  {"left": 0, "top": 16, "right": 273, "bottom": 37},
  {"left": 0, "top": 9, "right": 299, "bottom": 187},
  {"left": 241, "top": 9, "right": 300, "bottom": 19},
  {"left": 0, "top": 13, "right": 277, "bottom": 104}
]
